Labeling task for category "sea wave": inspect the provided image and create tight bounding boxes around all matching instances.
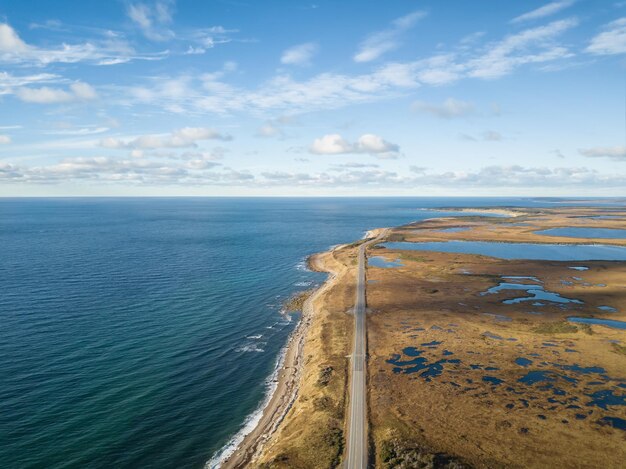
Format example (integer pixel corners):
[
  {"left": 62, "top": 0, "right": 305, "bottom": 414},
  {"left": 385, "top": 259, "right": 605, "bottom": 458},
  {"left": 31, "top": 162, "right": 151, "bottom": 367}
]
[
  {"left": 235, "top": 343, "right": 266, "bottom": 353},
  {"left": 293, "top": 281, "right": 312, "bottom": 287},
  {"left": 205, "top": 337, "right": 289, "bottom": 468},
  {"left": 205, "top": 258, "right": 313, "bottom": 468},
  {"left": 295, "top": 258, "right": 310, "bottom": 271}
]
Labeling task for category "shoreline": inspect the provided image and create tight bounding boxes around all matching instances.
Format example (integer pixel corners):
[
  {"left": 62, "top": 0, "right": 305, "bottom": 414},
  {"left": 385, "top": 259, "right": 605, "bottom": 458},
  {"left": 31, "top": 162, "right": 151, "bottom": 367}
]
[
  {"left": 415, "top": 207, "right": 524, "bottom": 218},
  {"left": 208, "top": 211, "right": 626, "bottom": 467},
  {"left": 209, "top": 248, "right": 342, "bottom": 468}
]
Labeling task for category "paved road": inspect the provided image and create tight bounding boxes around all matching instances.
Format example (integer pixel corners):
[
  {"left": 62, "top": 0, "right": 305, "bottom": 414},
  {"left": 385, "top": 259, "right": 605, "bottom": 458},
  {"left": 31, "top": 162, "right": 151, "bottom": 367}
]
[{"left": 345, "top": 230, "right": 386, "bottom": 469}]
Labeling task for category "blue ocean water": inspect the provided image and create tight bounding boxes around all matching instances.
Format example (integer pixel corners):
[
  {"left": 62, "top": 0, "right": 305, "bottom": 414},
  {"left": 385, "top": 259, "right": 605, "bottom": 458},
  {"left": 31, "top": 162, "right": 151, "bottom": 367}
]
[{"left": 0, "top": 197, "right": 607, "bottom": 468}]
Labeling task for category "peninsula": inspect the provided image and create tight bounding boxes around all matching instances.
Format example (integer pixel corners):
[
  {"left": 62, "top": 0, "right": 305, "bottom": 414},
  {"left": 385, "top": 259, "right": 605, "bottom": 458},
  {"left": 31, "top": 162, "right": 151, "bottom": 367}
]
[{"left": 220, "top": 206, "right": 626, "bottom": 468}]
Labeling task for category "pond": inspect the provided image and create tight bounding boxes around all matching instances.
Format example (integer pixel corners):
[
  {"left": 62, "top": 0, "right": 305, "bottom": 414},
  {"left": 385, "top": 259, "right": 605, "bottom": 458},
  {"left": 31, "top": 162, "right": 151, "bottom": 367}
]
[
  {"left": 437, "top": 227, "right": 470, "bottom": 233},
  {"left": 381, "top": 241, "right": 626, "bottom": 261},
  {"left": 567, "top": 317, "right": 626, "bottom": 330},
  {"left": 368, "top": 256, "right": 403, "bottom": 268},
  {"left": 480, "top": 280, "right": 582, "bottom": 305},
  {"left": 535, "top": 227, "right": 626, "bottom": 239}
]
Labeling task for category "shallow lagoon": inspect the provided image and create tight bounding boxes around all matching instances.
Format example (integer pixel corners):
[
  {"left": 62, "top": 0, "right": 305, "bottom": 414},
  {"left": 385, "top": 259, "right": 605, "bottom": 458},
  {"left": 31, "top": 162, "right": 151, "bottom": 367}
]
[
  {"left": 536, "top": 227, "right": 626, "bottom": 239},
  {"left": 506, "top": 289, "right": 581, "bottom": 305},
  {"left": 480, "top": 280, "right": 582, "bottom": 305},
  {"left": 382, "top": 241, "right": 626, "bottom": 261},
  {"left": 368, "top": 256, "right": 403, "bottom": 268},
  {"left": 437, "top": 227, "right": 470, "bottom": 233},
  {"left": 574, "top": 215, "right": 623, "bottom": 220},
  {"left": 568, "top": 317, "right": 626, "bottom": 330}
]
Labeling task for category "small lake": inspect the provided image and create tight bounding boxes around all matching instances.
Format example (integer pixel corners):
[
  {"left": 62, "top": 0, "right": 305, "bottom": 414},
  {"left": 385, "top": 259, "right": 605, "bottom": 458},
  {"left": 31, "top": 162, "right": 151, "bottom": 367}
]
[
  {"left": 437, "top": 227, "right": 470, "bottom": 233},
  {"left": 574, "top": 215, "right": 622, "bottom": 220},
  {"left": 535, "top": 227, "right": 626, "bottom": 239},
  {"left": 568, "top": 317, "right": 626, "bottom": 330},
  {"left": 381, "top": 241, "right": 626, "bottom": 261},
  {"left": 368, "top": 256, "right": 403, "bottom": 268},
  {"left": 481, "top": 280, "right": 582, "bottom": 305}
]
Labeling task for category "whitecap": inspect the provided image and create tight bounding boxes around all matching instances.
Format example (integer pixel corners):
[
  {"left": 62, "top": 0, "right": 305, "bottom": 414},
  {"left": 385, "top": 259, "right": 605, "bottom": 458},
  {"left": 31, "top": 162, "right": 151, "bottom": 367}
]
[
  {"left": 206, "top": 336, "right": 291, "bottom": 469},
  {"left": 294, "top": 281, "right": 312, "bottom": 287},
  {"left": 295, "top": 258, "right": 311, "bottom": 272},
  {"left": 235, "top": 342, "right": 266, "bottom": 353}
]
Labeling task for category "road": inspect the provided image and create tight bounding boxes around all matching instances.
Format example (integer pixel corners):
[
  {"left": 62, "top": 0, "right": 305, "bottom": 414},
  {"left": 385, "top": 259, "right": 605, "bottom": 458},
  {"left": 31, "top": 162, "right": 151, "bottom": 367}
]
[{"left": 345, "top": 230, "right": 386, "bottom": 469}]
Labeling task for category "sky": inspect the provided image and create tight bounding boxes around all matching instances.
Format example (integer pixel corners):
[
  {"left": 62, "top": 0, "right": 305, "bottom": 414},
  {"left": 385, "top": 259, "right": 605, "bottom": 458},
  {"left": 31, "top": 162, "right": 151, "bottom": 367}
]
[{"left": 0, "top": 0, "right": 625, "bottom": 196}]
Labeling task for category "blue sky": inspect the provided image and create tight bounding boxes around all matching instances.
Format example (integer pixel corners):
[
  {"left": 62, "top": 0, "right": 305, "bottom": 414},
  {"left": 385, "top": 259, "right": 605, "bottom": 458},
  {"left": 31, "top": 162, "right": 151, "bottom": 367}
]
[{"left": 0, "top": 0, "right": 625, "bottom": 196}]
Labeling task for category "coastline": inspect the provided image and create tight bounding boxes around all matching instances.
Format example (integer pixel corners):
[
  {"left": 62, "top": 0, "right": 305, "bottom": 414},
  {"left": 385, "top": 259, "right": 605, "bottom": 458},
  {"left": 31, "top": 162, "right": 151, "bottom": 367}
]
[
  {"left": 416, "top": 207, "right": 523, "bottom": 217},
  {"left": 209, "top": 248, "right": 341, "bottom": 468},
  {"left": 208, "top": 209, "right": 626, "bottom": 468}
]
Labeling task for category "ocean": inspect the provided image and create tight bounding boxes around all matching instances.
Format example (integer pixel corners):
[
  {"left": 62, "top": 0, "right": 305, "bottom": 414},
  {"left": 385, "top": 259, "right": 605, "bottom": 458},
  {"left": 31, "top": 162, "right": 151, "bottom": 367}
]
[{"left": 0, "top": 197, "right": 608, "bottom": 468}]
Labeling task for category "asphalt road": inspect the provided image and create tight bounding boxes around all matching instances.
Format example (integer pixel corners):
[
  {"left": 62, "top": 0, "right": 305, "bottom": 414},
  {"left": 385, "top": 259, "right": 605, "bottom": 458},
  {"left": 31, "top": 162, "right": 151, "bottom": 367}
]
[{"left": 345, "top": 231, "right": 386, "bottom": 468}]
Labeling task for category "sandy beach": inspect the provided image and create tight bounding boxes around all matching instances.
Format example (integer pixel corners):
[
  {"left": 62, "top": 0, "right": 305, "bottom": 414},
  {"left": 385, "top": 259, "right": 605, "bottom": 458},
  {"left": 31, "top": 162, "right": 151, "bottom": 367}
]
[
  {"left": 217, "top": 230, "right": 387, "bottom": 467},
  {"left": 217, "top": 249, "right": 343, "bottom": 468}
]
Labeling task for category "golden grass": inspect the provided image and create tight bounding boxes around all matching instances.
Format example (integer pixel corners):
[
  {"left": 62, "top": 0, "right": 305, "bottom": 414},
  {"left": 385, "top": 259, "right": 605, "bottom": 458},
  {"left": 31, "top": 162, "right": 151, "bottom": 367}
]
[{"left": 257, "top": 247, "right": 356, "bottom": 468}]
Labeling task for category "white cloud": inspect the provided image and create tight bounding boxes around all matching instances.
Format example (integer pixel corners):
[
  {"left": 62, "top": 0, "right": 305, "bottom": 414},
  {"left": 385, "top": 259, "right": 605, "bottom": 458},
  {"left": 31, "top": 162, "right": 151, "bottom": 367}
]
[
  {"left": 0, "top": 23, "right": 29, "bottom": 52},
  {"left": 45, "top": 126, "right": 110, "bottom": 136},
  {"left": 0, "top": 135, "right": 11, "bottom": 144},
  {"left": 0, "top": 156, "right": 251, "bottom": 186},
  {"left": 412, "top": 98, "right": 475, "bottom": 118},
  {"left": 173, "top": 127, "right": 230, "bottom": 142},
  {"left": 354, "top": 10, "right": 427, "bottom": 62},
  {"left": 409, "top": 19, "right": 577, "bottom": 84},
  {"left": 255, "top": 115, "right": 298, "bottom": 138},
  {"left": 0, "top": 22, "right": 166, "bottom": 66},
  {"left": 330, "top": 162, "right": 380, "bottom": 170},
  {"left": 356, "top": 134, "right": 400, "bottom": 156},
  {"left": 16, "top": 82, "right": 98, "bottom": 104},
  {"left": 0, "top": 72, "right": 61, "bottom": 96},
  {"left": 27, "top": 19, "right": 66, "bottom": 32},
  {"left": 70, "top": 82, "right": 98, "bottom": 100},
  {"left": 186, "top": 26, "right": 238, "bottom": 54},
  {"left": 586, "top": 17, "right": 626, "bottom": 55},
  {"left": 407, "top": 165, "right": 625, "bottom": 188},
  {"left": 460, "top": 32, "right": 486, "bottom": 47},
  {"left": 2, "top": 159, "right": 624, "bottom": 190},
  {"left": 459, "top": 130, "right": 504, "bottom": 142},
  {"left": 128, "top": 1, "right": 175, "bottom": 41},
  {"left": 129, "top": 62, "right": 420, "bottom": 115},
  {"left": 310, "top": 133, "right": 399, "bottom": 157},
  {"left": 310, "top": 134, "right": 354, "bottom": 154},
  {"left": 256, "top": 123, "right": 282, "bottom": 138},
  {"left": 185, "top": 46, "right": 205, "bottom": 55},
  {"left": 511, "top": 1, "right": 575, "bottom": 24},
  {"left": 466, "top": 18, "right": 578, "bottom": 79},
  {"left": 100, "top": 127, "right": 232, "bottom": 150},
  {"left": 579, "top": 145, "right": 626, "bottom": 160},
  {"left": 258, "top": 165, "right": 626, "bottom": 189},
  {"left": 121, "top": 19, "right": 576, "bottom": 116},
  {"left": 281, "top": 42, "right": 318, "bottom": 66}
]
